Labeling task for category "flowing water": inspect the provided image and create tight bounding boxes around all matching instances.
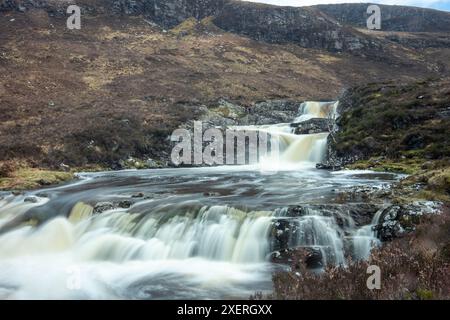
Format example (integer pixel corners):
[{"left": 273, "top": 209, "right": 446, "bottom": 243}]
[{"left": 0, "top": 102, "right": 397, "bottom": 299}]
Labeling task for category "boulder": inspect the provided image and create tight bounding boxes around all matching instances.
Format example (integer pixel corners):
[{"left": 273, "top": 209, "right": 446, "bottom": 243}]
[
  {"left": 93, "top": 202, "right": 115, "bottom": 214},
  {"left": 374, "top": 201, "right": 442, "bottom": 241},
  {"left": 118, "top": 200, "right": 133, "bottom": 209},
  {"left": 132, "top": 192, "right": 145, "bottom": 198},
  {"left": 24, "top": 196, "right": 39, "bottom": 203},
  {"left": 316, "top": 163, "right": 342, "bottom": 171},
  {"left": 291, "top": 118, "right": 332, "bottom": 135}
]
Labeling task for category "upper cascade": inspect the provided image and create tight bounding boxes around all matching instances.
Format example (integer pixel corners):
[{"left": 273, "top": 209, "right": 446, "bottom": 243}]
[
  {"left": 231, "top": 101, "right": 338, "bottom": 168},
  {"left": 295, "top": 101, "right": 339, "bottom": 123}
]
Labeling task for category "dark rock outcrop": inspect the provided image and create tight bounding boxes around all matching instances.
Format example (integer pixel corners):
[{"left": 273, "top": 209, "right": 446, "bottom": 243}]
[
  {"left": 111, "top": 0, "right": 228, "bottom": 28},
  {"left": 0, "top": 0, "right": 16, "bottom": 11},
  {"left": 213, "top": 1, "right": 378, "bottom": 52},
  {"left": 315, "top": 3, "right": 450, "bottom": 33},
  {"left": 374, "top": 201, "right": 442, "bottom": 241},
  {"left": 3, "top": 1, "right": 449, "bottom": 51},
  {"left": 93, "top": 202, "right": 115, "bottom": 214},
  {"left": 1, "top": 0, "right": 379, "bottom": 52},
  {"left": 278, "top": 203, "right": 381, "bottom": 228},
  {"left": 194, "top": 99, "right": 299, "bottom": 128},
  {"left": 291, "top": 118, "right": 332, "bottom": 135}
]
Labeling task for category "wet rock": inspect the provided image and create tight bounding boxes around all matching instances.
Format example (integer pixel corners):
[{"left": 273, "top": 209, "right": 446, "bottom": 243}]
[
  {"left": 132, "top": 192, "right": 145, "bottom": 198},
  {"left": 271, "top": 247, "right": 324, "bottom": 270},
  {"left": 437, "top": 107, "right": 450, "bottom": 119},
  {"left": 93, "top": 202, "right": 115, "bottom": 214},
  {"left": 35, "top": 192, "right": 49, "bottom": 198},
  {"left": 248, "top": 100, "right": 299, "bottom": 125},
  {"left": 37, "top": 179, "right": 52, "bottom": 186},
  {"left": 334, "top": 184, "right": 393, "bottom": 203},
  {"left": 278, "top": 203, "right": 381, "bottom": 228},
  {"left": 272, "top": 219, "right": 291, "bottom": 251},
  {"left": 203, "top": 192, "right": 221, "bottom": 197},
  {"left": 374, "top": 201, "right": 442, "bottom": 241},
  {"left": 316, "top": 163, "right": 342, "bottom": 171},
  {"left": 304, "top": 248, "right": 324, "bottom": 269},
  {"left": 291, "top": 118, "right": 332, "bottom": 135},
  {"left": 24, "top": 196, "right": 39, "bottom": 203},
  {"left": 118, "top": 200, "right": 133, "bottom": 209}
]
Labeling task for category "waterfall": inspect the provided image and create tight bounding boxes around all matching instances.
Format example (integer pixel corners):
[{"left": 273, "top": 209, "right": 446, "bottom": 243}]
[
  {"left": 291, "top": 215, "right": 346, "bottom": 266},
  {"left": 0, "top": 205, "right": 273, "bottom": 264},
  {"left": 295, "top": 101, "right": 339, "bottom": 123},
  {"left": 0, "top": 202, "right": 278, "bottom": 299},
  {"left": 352, "top": 208, "right": 384, "bottom": 260},
  {"left": 0, "top": 99, "right": 394, "bottom": 299},
  {"left": 251, "top": 101, "right": 337, "bottom": 167},
  {"left": 278, "top": 133, "right": 329, "bottom": 164}
]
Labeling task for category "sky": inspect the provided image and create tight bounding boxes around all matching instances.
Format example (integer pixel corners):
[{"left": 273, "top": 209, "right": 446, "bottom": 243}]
[{"left": 245, "top": 1, "right": 450, "bottom": 12}]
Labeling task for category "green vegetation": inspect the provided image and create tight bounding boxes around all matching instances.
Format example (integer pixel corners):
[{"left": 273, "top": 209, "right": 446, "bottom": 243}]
[
  {"left": 335, "top": 78, "right": 450, "bottom": 161},
  {"left": 334, "top": 78, "right": 450, "bottom": 203},
  {"left": 0, "top": 164, "right": 74, "bottom": 191},
  {"left": 347, "top": 157, "right": 424, "bottom": 174}
]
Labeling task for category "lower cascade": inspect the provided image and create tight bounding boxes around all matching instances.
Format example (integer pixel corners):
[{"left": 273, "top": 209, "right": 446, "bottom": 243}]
[
  {"left": 0, "top": 101, "right": 395, "bottom": 299},
  {"left": 0, "top": 206, "right": 273, "bottom": 263}
]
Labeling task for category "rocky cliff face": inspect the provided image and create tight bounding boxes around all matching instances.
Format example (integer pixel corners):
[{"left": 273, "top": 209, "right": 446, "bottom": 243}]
[
  {"left": 4, "top": 0, "right": 450, "bottom": 32},
  {"left": 213, "top": 1, "right": 377, "bottom": 52},
  {"left": 0, "top": 0, "right": 228, "bottom": 23},
  {"left": 110, "top": 0, "right": 228, "bottom": 27},
  {"left": 315, "top": 3, "right": 450, "bottom": 33},
  {"left": 3, "top": 0, "right": 450, "bottom": 52},
  {"left": 5, "top": 0, "right": 449, "bottom": 53}
]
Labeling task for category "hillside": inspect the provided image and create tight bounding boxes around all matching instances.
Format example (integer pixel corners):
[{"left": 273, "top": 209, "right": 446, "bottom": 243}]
[
  {"left": 0, "top": 0, "right": 449, "bottom": 301},
  {"left": 0, "top": 0, "right": 449, "bottom": 186}
]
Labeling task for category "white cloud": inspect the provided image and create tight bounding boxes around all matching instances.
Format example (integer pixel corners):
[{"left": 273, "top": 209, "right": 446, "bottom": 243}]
[{"left": 244, "top": 0, "right": 448, "bottom": 9}]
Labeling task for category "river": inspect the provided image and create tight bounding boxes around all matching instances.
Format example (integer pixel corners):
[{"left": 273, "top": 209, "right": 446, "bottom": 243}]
[{"left": 0, "top": 102, "right": 398, "bottom": 299}]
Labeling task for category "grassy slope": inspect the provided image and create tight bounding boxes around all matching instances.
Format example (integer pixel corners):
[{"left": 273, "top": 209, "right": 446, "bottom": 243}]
[
  {"left": 333, "top": 78, "right": 450, "bottom": 201},
  {"left": 0, "top": 10, "right": 443, "bottom": 176}
]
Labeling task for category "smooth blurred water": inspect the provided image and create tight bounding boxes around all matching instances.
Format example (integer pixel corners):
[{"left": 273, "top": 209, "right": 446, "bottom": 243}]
[{"left": 0, "top": 101, "right": 397, "bottom": 299}]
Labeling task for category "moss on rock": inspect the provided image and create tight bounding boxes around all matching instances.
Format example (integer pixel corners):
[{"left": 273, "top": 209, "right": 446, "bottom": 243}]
[{"left": 0, "top": 164, "right": 74, "bottom": 191}]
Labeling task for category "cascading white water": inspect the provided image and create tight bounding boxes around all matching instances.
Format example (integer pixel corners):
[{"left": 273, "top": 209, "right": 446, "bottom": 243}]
[
  {"left": 275, "top": 101, "right": 337, "bottom": 164},
  {"left": 0, "top": 100, "right": 394, "bottom": 299},
  {"left": 233, "top": 101, "right": 337, "bottom": 168},
  {"left": 246, "top": 101, "right": 346, "bottom": 266},
  {"left": 278, "top": 132, "right": 329, "bottom": 164},
  {"left": 295, "top": 101, "right": 339, "bottom": 123},
  {"left": 0, "top": 205, "right": 273, "bottom": 263},
  {"left": 291, "top": 214, "right": 346, "bottom": 267},
  {"left": 352, "top": 208, "right": 384, "bottom": 260},
  {"left": 0, "top": 203, "right": 275, "bottom": 299}
]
